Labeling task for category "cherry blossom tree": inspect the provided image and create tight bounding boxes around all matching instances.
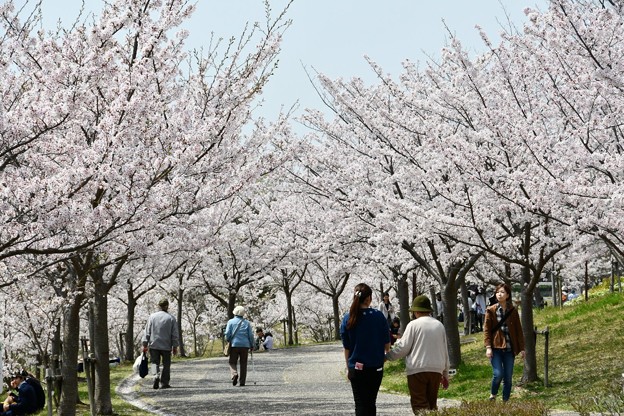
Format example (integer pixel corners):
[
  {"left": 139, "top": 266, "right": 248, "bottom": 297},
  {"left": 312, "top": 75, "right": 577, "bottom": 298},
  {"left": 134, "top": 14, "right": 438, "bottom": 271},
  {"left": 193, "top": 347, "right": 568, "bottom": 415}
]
[{"left": 1, "top": 0, "right": 292, "bottom": 413}]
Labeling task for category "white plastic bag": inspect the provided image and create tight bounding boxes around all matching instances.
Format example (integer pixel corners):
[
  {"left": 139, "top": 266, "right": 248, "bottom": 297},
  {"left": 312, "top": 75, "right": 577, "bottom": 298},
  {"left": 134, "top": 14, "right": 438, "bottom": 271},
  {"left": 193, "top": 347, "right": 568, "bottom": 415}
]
[{"left": 132, "top": 354, "right": 142, "bottom": 374}]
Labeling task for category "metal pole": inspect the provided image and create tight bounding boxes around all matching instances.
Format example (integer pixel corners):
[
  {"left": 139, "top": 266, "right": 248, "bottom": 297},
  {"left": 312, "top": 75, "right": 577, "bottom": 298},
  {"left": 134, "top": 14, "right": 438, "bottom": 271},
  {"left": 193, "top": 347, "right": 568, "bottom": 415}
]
[{"left": 544, "top": 326, "right": 549, "bottom": 387}]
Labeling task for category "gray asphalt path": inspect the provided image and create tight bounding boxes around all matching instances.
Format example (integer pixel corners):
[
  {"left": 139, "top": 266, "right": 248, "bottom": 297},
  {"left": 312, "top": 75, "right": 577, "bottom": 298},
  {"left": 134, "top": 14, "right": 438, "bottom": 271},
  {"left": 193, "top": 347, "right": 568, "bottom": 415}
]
[
  {"left": 117, "top": 342, "right": 586, "bottom": 415},
  {"left": 117, "top": 342, "right": 457, "bottom": 415}
]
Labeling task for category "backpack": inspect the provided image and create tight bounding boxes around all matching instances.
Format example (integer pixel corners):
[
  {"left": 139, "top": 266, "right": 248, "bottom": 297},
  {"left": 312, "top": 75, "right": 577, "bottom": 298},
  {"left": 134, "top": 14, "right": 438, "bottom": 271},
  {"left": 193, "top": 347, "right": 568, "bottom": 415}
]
[{"left": 25, "top": 376, "right": 46, "bottom": 411}]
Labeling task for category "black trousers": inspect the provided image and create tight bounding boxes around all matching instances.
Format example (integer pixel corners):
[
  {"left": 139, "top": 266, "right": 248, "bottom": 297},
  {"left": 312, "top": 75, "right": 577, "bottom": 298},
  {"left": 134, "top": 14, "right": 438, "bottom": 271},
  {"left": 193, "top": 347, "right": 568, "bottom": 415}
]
[{"left": 348, "top": 367, "right": 384, "bottom": 416}]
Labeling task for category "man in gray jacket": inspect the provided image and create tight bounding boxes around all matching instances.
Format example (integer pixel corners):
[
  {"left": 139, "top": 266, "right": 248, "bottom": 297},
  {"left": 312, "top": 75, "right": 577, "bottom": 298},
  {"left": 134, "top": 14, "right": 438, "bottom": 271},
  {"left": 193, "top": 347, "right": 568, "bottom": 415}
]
[{"left": 143, "top": 298, "right": 179, "bottom": 389}]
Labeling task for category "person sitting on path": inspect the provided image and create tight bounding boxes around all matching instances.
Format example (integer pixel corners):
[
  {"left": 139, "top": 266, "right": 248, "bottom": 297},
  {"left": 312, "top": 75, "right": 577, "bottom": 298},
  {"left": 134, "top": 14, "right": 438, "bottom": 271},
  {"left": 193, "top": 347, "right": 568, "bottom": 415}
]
[
  {"left": 262, "top": 331, "right": 274, "bottom": 350},
  {"left": 254, "top": 328, "right": 265, "bottom": 351}
]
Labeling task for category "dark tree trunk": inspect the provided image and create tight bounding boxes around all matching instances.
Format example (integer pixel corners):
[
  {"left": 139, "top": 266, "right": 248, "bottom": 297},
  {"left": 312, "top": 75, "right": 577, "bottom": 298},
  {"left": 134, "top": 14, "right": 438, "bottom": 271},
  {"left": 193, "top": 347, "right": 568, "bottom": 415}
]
[
  {"left": 332, "top": 294, "right": 341, "bottom": 341},
  {"left": 177, "top": 286, "right": 186, "bottom": 357},
  {"left": 396, "top": 274, "right": 410, "bottom": 333},
  {"left": 124, "top": 288, "right": 137, "bottom": 362},
  {"left": 92, "top": 280, "right": 113, "bottom": 415},
  {"left": 443, "top": 281, "right": 461, "bottom": 369},
  {"left": 285, "top": 290, "right": 295, "bottom": 345},
  {"left": 59, "top": 297, "right": 83, "bottom": 416}
]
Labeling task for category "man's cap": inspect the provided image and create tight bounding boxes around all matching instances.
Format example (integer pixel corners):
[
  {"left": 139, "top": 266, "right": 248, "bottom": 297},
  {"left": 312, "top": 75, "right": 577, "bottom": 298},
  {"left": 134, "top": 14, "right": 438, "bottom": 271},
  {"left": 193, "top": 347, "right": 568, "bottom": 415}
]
[{"left": 409, "top": 295, "right": 433, "bottom": 313}]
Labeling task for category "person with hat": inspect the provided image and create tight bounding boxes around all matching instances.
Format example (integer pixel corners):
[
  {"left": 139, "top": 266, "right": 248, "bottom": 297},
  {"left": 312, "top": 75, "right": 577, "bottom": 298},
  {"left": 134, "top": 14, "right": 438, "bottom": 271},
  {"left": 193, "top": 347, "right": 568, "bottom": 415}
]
[
  {"left": 142, "top": 298, "right": 179, "bottom": 390},
  {"left": 385, "top": 295, "right": 450, "bottom": 413},
  {"left": 224, "top": 305, "right": 254, "bottom": 386},
  {"left": 340, "top": 283, "right": 390, "bottom": 416},
  {"left": 1, "top": 372, "right": 37, "bottom": 415}
]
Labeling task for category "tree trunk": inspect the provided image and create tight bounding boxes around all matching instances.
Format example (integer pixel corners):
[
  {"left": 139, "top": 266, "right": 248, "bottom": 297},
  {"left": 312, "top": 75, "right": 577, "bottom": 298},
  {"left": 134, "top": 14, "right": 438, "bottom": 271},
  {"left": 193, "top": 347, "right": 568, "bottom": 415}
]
[
  {"left": 443, "top": 283, "right": 461, "bottom": 369},
  {"left": 92, "top": 281, "right": 113, "bottom": 415},
  {"left": 124, "top": 289, "right": 137, "bottom": 362},
  {"left": 396, "top": 274, "right": 410, "bottom": 333},
  {"left": 177, "top": 286, "right": 186, "bottom": 357},
  {"left": 59, "top": 299, "right": 82, "bottom": 416},
  {"left": 520, "top": 267, "right": 538, "bottom": 383},
  {"left": 332, "top": 294, "right": 341, "bottom": 341},
  {"left": 285, "top": 289, "right": 294, "bottom": 345}
]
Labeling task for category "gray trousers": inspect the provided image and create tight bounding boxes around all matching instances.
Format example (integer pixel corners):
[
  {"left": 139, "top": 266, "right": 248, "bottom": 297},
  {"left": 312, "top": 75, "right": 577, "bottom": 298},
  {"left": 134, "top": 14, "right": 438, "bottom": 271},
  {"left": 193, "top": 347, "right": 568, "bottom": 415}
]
[{"left": 150, "top": 349, "right": 172, "bottom": 386}]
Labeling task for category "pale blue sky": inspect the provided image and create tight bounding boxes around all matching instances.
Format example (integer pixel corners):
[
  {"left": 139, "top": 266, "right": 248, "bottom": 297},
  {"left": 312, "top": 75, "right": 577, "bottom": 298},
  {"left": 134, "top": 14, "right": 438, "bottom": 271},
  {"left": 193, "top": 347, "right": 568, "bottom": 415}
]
[{"left": 33, "top": 0, "right": 548, "bottom": 123}]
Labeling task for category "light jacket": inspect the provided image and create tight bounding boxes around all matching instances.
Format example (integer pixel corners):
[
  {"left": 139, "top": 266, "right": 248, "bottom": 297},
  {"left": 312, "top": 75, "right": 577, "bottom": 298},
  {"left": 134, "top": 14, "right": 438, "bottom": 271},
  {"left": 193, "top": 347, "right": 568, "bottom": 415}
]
[
  {"left": 225, "top": 316, "right": 254, "bottom": 348},
  {"left": 483, "top": 303, "right": 524, "bottom": 356}
]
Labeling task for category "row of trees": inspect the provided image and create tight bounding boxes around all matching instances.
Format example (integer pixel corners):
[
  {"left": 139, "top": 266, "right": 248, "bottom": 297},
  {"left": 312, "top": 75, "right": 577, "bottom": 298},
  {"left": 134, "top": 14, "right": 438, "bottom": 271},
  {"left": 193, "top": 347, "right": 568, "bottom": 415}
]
[
  {"left": 291, "top": 0, "right": 624, "bottom": 383},
  {"left": 1, "top": 0, "right": 623, "bottom": 415}
]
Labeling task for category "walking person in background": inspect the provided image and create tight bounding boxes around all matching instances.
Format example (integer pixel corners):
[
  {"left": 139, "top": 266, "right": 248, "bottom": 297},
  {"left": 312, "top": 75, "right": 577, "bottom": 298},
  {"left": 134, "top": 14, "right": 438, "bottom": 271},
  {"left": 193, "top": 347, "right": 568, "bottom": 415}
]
[
  {"left": 225, "top": 305, "right": 254, "bottom": 386},
  {"left": 435, "top": 293, "right": 444, "bottom": 324},
  {"left": 341, "top": 283, "right": 390, "bottom": 416},
  {"left": 484, "top": 283, "right": 525, "bottom": 402},
  {"left": 385, "top": 295, "right": 450, "bottom": 413},
  {"left": 377, "top": 291, "right": 395, "bottom": 327},
  {"left": 474, "top": 289, "right": 486, "bottom": 332},
  {"left": 142, "top": 298, "right": 179, "bottom": 390}
]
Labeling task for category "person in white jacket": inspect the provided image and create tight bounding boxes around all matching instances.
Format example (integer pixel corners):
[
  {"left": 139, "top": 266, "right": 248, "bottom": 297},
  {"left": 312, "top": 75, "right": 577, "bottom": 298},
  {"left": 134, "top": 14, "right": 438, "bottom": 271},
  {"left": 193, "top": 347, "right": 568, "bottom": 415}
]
[{"left": 385, "top": 295, "right": 450, "bottom": 413}]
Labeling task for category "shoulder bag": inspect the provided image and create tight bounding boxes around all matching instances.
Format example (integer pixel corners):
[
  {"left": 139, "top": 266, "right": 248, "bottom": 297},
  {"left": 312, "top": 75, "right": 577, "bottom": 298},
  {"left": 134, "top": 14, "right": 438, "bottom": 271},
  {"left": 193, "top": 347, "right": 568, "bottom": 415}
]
[{"left": 490, "top": 306, "right": 514, "bottom": 335}]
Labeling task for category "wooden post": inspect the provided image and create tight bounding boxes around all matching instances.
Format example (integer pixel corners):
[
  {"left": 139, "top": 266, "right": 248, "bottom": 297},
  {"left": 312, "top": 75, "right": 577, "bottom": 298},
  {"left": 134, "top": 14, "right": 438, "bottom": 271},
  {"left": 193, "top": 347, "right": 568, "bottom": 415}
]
[
  {"left": 45, "top": 368, "right": 53, "bottom": 416},
  {"left": 81, "top": 337, "right": 96, "bottom": 416}
]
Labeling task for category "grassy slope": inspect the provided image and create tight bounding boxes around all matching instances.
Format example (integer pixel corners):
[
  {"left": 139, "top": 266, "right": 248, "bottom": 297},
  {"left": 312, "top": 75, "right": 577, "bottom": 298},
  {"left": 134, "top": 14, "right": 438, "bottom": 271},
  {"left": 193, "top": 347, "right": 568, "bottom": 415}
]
[{"left": 381, "top": 283, "right": 624, "bottom": 411}]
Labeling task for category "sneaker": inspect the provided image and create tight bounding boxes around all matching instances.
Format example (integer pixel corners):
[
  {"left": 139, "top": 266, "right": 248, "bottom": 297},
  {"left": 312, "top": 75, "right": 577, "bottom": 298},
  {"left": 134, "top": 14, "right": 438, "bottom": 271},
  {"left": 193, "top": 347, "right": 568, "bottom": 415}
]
[
  {"left": 489, "top": 395, "right": 496, "bottom": 401},
  {"left": 161, "top": 384, "right": 171, "bottom": 389},
  {"left": 232, "top": 375, "right": 238, "bottom": 386},
  {"left": 153, "top": 377, "right": 160, "bottom": 389}
]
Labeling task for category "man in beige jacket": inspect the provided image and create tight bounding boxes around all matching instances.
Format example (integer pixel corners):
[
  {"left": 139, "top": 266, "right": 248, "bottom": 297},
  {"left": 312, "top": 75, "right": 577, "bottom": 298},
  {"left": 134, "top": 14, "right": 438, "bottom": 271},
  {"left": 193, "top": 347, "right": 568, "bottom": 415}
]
[{"left": 385, "top": 295, "right": 450, "bottom": 413}]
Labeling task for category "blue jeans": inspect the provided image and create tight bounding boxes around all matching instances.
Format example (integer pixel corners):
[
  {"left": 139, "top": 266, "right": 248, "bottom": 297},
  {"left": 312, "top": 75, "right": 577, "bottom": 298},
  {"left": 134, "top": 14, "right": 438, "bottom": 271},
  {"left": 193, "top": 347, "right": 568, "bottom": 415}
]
[{"left": 490, "top": 348, "right": 515, "bottom": 401}]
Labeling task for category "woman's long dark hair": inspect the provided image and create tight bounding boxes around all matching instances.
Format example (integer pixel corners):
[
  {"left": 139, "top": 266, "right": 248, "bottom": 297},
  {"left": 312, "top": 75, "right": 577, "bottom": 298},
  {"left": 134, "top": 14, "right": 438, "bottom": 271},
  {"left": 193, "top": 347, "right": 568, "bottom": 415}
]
[{"left": 346, "top": 283, "right": 373, "bottom": 330}]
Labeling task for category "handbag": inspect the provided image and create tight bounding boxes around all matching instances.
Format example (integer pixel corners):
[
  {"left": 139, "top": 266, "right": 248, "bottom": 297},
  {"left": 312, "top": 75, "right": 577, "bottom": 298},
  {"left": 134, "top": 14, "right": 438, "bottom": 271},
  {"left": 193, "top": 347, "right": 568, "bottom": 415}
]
[
  {"left": 223, "top": 319, "right": 245, "bottom": 357},
  {"left": 138, "top": 351, "right": 149, "bottom": 378}
]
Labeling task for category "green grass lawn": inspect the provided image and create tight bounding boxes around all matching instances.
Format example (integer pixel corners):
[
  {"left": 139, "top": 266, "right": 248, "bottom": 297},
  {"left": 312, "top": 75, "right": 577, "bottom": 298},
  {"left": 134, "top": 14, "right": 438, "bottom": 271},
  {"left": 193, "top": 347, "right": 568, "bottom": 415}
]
[{"left": 381, "top": 283, "right": 624, "bottom": 414}]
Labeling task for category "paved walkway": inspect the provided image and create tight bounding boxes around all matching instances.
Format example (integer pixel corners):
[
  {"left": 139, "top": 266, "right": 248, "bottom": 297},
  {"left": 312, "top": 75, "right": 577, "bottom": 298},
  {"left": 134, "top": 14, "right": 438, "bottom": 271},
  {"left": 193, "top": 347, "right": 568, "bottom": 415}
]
[
  {"left": 117, "top": 342, "right": 458, "bottom": 415},
  {"left": 117, "top": 342, "right": 586, "bottom": 415}
]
